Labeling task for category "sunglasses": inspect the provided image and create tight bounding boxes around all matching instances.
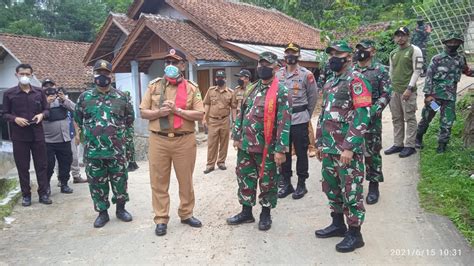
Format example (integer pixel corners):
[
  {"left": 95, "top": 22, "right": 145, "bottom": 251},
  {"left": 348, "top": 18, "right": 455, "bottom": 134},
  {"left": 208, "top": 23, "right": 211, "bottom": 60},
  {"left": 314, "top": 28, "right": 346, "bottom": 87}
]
[{"left": 165, "top": 60, "right": 179, "bottom": 66}]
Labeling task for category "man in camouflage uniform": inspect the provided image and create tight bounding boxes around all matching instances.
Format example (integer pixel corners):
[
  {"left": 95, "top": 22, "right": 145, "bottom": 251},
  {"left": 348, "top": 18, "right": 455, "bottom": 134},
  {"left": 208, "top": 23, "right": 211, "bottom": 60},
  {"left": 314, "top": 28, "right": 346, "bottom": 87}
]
[
  {"left": 314, "top": 41, "right": 372, "bottom": 253},
  {"left": 227, "top": 52, "right": 291, "bottom": 231},
  {"left": 124, "top": 91, "right": 139, "bottom": 172},
  {"left": 232, "top": 69, "right": 252, "bottom": 121},
  {"left": 416, "top": 32, "right": 473, "bottom": 153},
  {"left": 75, "top": 60, "right": 134, "bottom": 228},
  {"left": 411, "top": 16, "right": 431, "bottom": 76},
  {"left": 276, "top": 42, "right": 318, "bottom": 200},
  {"left": 354, "top": 40, "right": 393, "bottom": 205}
]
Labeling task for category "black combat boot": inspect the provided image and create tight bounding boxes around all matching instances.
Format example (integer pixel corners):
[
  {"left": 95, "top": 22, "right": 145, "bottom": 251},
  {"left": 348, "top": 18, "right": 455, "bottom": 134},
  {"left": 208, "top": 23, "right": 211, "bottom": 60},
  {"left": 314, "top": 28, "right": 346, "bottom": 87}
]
[
  {"left": 335, "top": 226, "right": 365, "bottom": 253},
  {"left": 258, "top": 207, "right": 272, "bottom": 231},
  {"left": 292, "top": 177, "right": 308, "bottom": 200},
  {"left": 315, "top": 212, "right": 347, "bottom": 238},
  {"left": 127, "top": 162, "right": 139, "bottom": 172},
  {"left": 436, "top": 142, "right": 447, "bottom": 153},
  {"left": 227, "top": 205, "right": 255, "bottom": 225},
  {"left": 366, "top": 181, "right": 379, "bottom": 205},
  {"left": 415, "top": 134, "right": 423, "bottom": 149},
  {"left": 116, "top": 202, "right": 133, "bottom": 222},
  {"left": 278, "top": 177, "right": 294, "bottom": 198},
  {"left": 94, "top": 210, "right": 110, "bottom": 228}
]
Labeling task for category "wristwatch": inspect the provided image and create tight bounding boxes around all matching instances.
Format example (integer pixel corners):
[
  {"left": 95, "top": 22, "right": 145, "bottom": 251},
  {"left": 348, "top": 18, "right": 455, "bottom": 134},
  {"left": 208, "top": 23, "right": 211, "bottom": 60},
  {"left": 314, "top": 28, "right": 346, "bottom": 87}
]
[{"left": 407, "top": 86, "right": 416, "bottom": 92}]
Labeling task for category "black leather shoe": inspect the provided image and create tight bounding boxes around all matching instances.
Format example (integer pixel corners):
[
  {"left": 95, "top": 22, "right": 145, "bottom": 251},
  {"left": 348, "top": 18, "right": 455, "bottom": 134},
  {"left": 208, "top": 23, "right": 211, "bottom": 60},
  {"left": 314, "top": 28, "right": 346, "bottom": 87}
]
[
  {"left": 22, "top": 196, "right": 31, "bottom": 207},
  {"left": 203, "top": 167, "right": 215, "bottom": 174},
  {"left": 335, "top": 226, "right": 365, "bottom": 253},
  {"left": 93, "top": 211, "right": 110, "bottom": 228},
  {"left": 116, "top": 203, "right": 133, "bottom": 222},
  {"left": 366, "top": 182, "right": 379, "bottom": 205},
  {"left": 39, "top": 195, "right": 52, "bottom": 205},
  {"left": 181, "top": 216, "right": 202, "bottom": 228},
  {"left": 436, "top": 143, "right": 447, "bottom": 153},
  {"left": 258, "top": 207, "right": 272, "bottom": 231},
  {"left": 399, "top": 147, "right": 416, "bottom": 158},
  {"left": 315, "top": 212, "right": 347, "bottom": 238},
  {"left": 155, "top": 224, "right": 167, "bottom": 236},
  {"left": 227, "top": 205, "right": 255, "bottom": 225},
  {"left": 384, "top": 146, "right": 404, "bottom": 155},
  {"left": 218, "top": 164, "right": 227, "bottom": 170},
  {"left": 292, "top": 181, "right": 307, "bottom": 200},
  {"left": 278, "top": 184, "right": 294, "bottom": 198},
  {"left": 60, "top": 185, "right": 74, "bottom": 194},
  {"left": 278, "top": 179, "right": 285, "bottom": 188}
]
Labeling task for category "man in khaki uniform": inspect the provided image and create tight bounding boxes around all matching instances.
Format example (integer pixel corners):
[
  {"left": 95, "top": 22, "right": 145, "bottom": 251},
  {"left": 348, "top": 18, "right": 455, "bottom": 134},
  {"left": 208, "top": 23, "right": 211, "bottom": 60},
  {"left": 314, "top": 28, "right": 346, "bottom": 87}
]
[
  {"left": 202, "top": 70, "right": 236, "bottom": 173},
  {"left": 140, "top": 48, "right": 204, "bottom": 237},
  {"left": 231, "top": 69, "right": 252, "bottom": 121}
]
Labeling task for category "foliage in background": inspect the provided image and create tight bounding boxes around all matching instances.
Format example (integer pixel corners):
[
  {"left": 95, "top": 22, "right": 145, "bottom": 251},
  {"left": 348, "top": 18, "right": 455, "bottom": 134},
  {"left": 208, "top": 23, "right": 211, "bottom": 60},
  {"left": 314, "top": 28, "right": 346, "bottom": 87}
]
[
  {"left": 418, "top": 93, "right": 474, "bottom": 246},
  {"left": 0, "top": 0, "right": 132, "bottom": 42}
]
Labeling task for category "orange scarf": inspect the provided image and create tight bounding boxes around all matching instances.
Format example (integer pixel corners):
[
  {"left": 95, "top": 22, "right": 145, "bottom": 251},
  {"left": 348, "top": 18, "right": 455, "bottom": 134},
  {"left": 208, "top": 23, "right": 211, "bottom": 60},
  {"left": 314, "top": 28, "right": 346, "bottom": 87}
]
[
  {"left": 260, "top": 78, "right": 279, "bottom": 178},
  {"left": 166, "top": 77, "right": 188, "bottom": 129}
]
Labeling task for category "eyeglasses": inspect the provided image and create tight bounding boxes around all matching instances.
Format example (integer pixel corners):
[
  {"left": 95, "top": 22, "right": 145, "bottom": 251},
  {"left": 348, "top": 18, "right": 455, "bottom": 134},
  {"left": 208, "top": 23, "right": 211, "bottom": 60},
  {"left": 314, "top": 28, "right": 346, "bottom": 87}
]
[{"left": 165, "top": 60, "right": 179, "bottom": 66}]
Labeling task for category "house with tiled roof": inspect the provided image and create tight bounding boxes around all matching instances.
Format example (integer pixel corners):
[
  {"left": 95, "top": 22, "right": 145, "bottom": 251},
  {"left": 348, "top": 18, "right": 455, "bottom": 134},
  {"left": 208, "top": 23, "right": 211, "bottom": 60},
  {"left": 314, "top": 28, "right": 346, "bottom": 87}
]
[
  {"left": 0, "top": 33, "right": 92, "bottom": 140},
  {"left": 85, "top": 0, "right": 324, "bottom": 116}
]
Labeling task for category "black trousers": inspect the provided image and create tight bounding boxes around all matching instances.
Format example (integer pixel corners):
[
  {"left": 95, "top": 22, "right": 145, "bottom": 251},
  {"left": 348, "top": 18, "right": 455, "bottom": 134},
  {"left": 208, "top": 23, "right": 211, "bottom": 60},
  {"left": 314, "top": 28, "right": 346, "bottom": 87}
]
[
  {"left": 281, "top": 122, "right": 309, "bottom": 183},
  {"left": 12, "top": 140, "right": 49, "bottom": 197},
  {"left": 46, "top": 141, "right": 73, "bottom": 186}
]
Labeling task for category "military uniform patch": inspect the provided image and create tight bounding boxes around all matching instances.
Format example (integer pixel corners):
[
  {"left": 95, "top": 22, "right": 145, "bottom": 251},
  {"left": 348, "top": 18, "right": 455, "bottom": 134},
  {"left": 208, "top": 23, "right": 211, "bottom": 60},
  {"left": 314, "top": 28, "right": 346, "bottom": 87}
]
[{"left": 353, "top": 82, "right": 363, "bottom": 95}]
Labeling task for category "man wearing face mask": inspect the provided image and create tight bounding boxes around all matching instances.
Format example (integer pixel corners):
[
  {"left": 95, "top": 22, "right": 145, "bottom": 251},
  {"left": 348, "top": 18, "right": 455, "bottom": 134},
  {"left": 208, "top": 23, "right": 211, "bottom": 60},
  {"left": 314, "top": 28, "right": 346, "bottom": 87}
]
[
  {"left": 140, "top": 48, "right": 204, "bottom": 237},
  {"left": 42, "top": 79, "right": 75, "bottom": 195},
  {"left": 314, "top": 41, "right": 372, "bottom": 253},
  {"left": 416, "top": 32, "right": 473, "bottom": 153},
  {"left": 411, "top": 16, "right": 431, "bottom": 76},
  {"left": 276, "top": 43, "right": 318, "bottom": 200},
  {"left": 353, "top": 40, "right": 393, "bottom": 205},
  {"left": 232, "top": 69, "right": 252, "bottom": 121},
  {"left": 228, "top": 52, "right": 291, "bottom": 231},
  {"left": 202, "top": 70, "right": 236, "bottom": 173},
  {"left": 385, "top": 27, "right": 423, "bottom": 158},
  {"left": 75, "top": 59, "right": 134, "bottom": 228},
  {"left": 2, "top": 64, "right": 51, "bottom": 206}
]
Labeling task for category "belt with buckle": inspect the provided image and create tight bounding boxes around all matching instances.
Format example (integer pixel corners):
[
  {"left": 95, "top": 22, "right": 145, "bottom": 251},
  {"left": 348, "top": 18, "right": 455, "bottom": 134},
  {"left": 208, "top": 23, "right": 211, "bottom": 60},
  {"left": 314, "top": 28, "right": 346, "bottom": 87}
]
[
  {"left": 153, "top": 131, "right": 193, "bottom": 138},
  {"left": 209, "top": 115, "right": 229, "bottom": 120}
]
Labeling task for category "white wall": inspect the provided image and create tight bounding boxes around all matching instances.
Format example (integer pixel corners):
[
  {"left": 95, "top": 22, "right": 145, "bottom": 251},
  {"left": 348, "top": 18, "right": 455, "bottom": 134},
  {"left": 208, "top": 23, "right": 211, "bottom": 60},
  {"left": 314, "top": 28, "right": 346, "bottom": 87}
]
[{"left": 0, "top": 54, "right": 21, "bottom": 89}]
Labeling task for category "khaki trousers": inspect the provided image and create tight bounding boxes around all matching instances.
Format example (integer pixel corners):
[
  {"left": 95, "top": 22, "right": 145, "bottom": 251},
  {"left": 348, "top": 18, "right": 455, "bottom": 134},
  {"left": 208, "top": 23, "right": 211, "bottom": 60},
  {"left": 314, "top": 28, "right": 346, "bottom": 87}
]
[
  {"left": 206, "top": 117, "right": 230, "bottom": 167},
  {"left": 389, "top": 91, "right": 418, "bottom": 148},
  {"left": 149, "top": 132, "right": 196, "bottom": 224}
]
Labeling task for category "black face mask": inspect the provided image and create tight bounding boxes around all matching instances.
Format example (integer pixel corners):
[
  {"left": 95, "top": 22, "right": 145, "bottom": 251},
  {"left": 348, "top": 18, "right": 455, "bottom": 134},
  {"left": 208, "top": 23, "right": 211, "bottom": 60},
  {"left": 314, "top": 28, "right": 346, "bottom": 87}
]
[
  {"left": 94, "top": 75, "right": 111, "bottom": 87},
  {"left": 285, "top": 55, "right": 298, "bottom": 65},
  {"left": 257, "top": 66, "right": 274, "bottom": 80},
  {"left": 355, "top": 50, "right": 371, "bottom": 61},
  {"left": 328, "top": 57, "right": 347, "bottom": 72},
  {"left": 445, "top": 44, "right": 460, "bottom": 54},
  {"left": 237, "top": 79, "right": 244, "bottom": 86},
  {"left": 216, "top": 79, "right": 225, "bottom": 87}
]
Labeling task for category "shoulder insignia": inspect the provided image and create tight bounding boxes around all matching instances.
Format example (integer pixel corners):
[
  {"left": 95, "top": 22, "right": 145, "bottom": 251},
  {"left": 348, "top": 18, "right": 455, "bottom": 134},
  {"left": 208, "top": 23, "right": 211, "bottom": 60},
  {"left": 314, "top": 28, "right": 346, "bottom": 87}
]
[
  {"left": 149, "top": 77, "right": 162, "bottom": 85},
  {"left": 353, "top": 82, "right": 363, "bottom": 95},
  {"left": 188, "top": 80, "right": 199, "bottom": 88}
]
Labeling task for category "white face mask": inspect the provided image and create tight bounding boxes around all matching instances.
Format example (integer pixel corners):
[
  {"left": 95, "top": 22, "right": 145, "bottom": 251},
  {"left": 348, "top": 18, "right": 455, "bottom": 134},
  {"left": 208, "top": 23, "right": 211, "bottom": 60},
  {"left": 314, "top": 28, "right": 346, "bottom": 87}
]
[{"left": 19, "top": 76, "right": 31, "bottom": 85}]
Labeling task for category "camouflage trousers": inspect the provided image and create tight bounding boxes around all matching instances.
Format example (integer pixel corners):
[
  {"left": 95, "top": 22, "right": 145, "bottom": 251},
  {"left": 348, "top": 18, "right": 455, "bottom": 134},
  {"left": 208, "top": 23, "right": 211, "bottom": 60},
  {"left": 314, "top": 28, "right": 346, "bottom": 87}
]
[
  {"left": 85, "top": 156, "right": 129, "bottom": 212},
  {"left": 364, "top": 117, "right": 383, "bottom": 182},
  {"left": 236, "top": 149, "right": 279, "bottom": 208},
  {"left": 417, "top": 99, "right": 456, "bottom": 144},
  {"left": 321, "top": 153, "right": 365, "bottom": 226},
  {"left": 125, "top": 131, "right": 136, "bottom": 164}
]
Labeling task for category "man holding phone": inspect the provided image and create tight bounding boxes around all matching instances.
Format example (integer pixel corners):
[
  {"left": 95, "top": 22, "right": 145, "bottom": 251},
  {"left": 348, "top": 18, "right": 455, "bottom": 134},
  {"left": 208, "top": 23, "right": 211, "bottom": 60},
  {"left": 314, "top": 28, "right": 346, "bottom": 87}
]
[
  {"left": 2, "top": 64, "right": 51, "bottom": 206},
  {"left": 42, "top": 79, "right": 75, "bottom": 195}
]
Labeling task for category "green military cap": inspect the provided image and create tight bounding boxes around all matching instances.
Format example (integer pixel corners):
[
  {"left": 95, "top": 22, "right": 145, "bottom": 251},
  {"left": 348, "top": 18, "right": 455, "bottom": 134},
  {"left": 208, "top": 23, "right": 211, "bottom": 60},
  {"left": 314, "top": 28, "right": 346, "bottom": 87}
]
[
  {"left": 325, "top": 40, "right": 353, "bottom": 54},
  {"left": 416, "top": 15, "right": 424, "bottom": 21},
  {"left": 356, "top": 39, "right": 376, "bottom": 49},
  {"left": 442, "top": 32, "right": 464, "bottom": 43},
  {"left": 216, "top": 70, "right": 226, "bottom": 77},
  {"left": 94, "top": 59, "right": 112, "bottom": 72},
  {"left": 259, "top": 51, "right": 278, "bottom": 64}
]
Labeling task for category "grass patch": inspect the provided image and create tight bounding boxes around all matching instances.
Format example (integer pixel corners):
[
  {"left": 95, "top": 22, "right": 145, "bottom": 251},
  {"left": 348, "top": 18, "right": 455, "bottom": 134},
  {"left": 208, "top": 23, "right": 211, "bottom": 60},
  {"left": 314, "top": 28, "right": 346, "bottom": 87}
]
[
  {"left": 418, "top": 94, "right": 474, "bottom": 246},
  {"left": 0, "top": 178, "right": 20, "bottom": 219}
]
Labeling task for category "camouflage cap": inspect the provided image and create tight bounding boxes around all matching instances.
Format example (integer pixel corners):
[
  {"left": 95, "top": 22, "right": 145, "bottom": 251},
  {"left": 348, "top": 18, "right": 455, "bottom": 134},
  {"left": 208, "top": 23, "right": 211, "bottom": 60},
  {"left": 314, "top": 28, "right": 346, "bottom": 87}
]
[
  {"left": 234, "top": 69, "right": 251, "bottom": 78},
  {"left": 394, "top": 26, "right": 410, "bottom": 36},
  {"left": 416, "top": 15, "right": 424, "bottom": 21},
  {"left": 93, "top": 59, "right": 112, "bottom": 72},
  {"left": 356, "top": 39, "right": 376, "bottom": 49},
  {"left": 216, "top": 70, "right": 226, "bottom": 77},
  {"left": 285, "top": 42, "right": 300, "bottom": 53},
  {"left": 442, "top": 32, "right": 464, "bottom": 43},
  {"left": 259, "top": 51, "right": 278, "bottom": 64},
  {"left": 325, "top": 40, "right": 353, "bottom": 54}
]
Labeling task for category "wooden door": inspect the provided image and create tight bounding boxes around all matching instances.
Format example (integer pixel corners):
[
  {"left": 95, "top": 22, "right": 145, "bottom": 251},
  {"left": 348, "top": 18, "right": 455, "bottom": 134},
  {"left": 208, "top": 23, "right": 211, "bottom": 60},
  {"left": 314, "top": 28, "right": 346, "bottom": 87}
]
[{"left": 197, "top": 69, "right": 210, "bottom": 98}]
